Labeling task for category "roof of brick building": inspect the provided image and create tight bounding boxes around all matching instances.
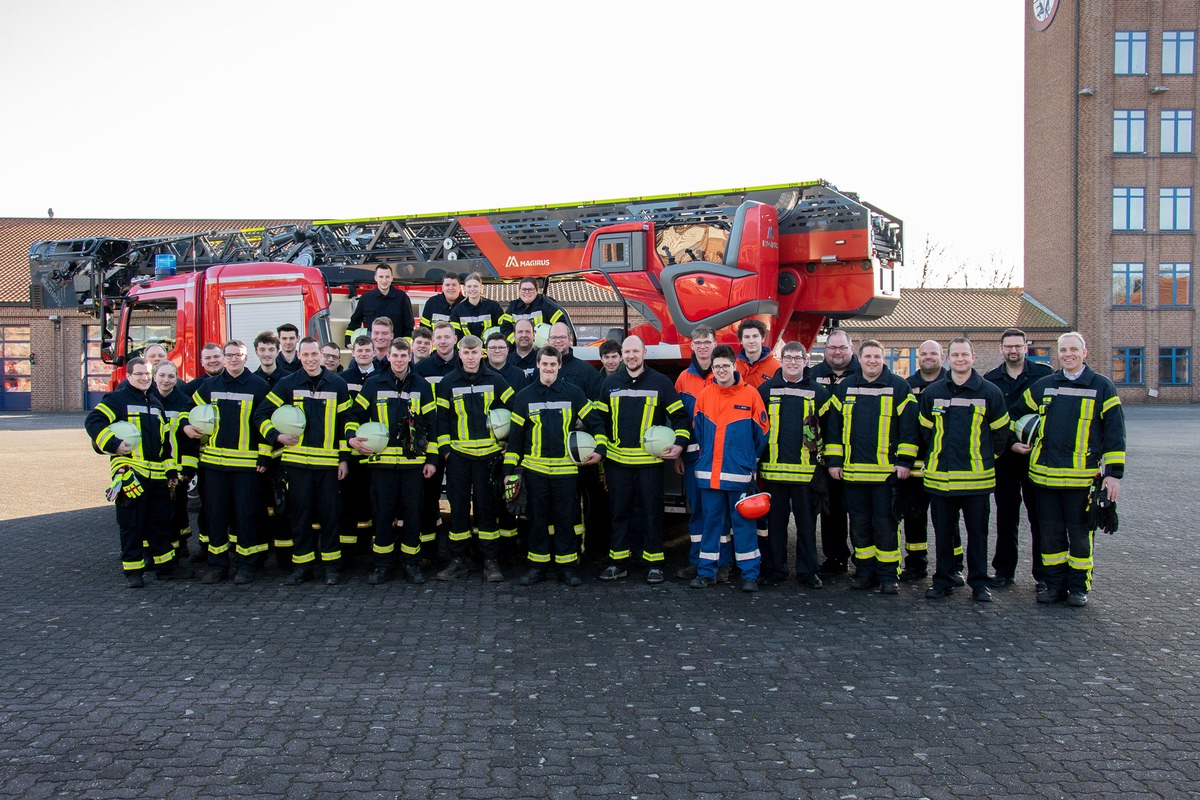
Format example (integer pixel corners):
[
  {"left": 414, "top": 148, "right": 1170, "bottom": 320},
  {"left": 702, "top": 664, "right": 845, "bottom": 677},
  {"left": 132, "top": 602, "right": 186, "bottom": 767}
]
[{"left": 841, "top": 288, "right": 1069, "bottom": 332}]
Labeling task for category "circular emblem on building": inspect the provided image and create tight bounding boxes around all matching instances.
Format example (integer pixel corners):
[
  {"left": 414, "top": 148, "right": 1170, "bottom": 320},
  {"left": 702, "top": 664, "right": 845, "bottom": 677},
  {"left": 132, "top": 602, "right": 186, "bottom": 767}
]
[{"left": 1032, "top": 0, "right": 1059, "bottom": 31}]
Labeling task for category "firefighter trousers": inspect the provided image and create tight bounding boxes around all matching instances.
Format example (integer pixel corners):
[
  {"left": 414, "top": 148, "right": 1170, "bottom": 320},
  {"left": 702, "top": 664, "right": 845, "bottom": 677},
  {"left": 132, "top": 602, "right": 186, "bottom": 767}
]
[
  {"left": 203, "top": 467, "right": 262, "bottom": 569},
  {"left": 606, "top": 462, "right": 666, "bottom": 566},
  {"left": 369, "top": 467, "right": 424, "bottom": 571},
  {"left": 844, "top": 482, "right": 901, "bottom": 582},
  {"left": 930, "top": 493, "right": 991, "bottom": 592},
  {"left": 526, "top": 472, "right": 580, "bottom": 566},
  {"left": 115, "top": 478, "right": 176, "bottom": 574},
  {"left": 445, "top": 452, "right": 500, "bottom": 562},
  {"left": 900, "top": 476, "right": 962, "bottom": 573},
  {"left": 992, "top": 453, "right": 1044, "bottom": 582},
  {"left": 1037, "top": 487, "right": 1093, "bottom": 594},
  {"left": 764, "top": 480, "right": 819, "bottom": 581},
  {"left": 339, "top": 458, "right": 374, "bottom": 561},
  {"left": 819, "top": 476, "right": 852, "bottom": 566},
  {"left": 698, "top": 487, "right": 760, "bottom": 580},
  {"left": 286, "top": 466, "right": 343, "bottom": 569},
  {"left": 420, "top": 457, "right": 446, "bottom": 559}
]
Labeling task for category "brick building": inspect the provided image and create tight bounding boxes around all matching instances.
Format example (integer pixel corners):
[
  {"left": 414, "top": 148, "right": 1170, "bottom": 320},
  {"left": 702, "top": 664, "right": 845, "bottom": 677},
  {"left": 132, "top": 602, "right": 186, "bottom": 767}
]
[{"left": 1026, "top": 0, "right": 1198, "bottom": 402}]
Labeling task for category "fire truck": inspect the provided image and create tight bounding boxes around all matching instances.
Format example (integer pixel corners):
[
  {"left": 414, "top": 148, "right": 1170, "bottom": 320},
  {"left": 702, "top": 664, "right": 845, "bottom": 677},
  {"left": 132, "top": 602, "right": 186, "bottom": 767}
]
[{"left": 29, "top": 180, "right": 901, "bottom": 386}]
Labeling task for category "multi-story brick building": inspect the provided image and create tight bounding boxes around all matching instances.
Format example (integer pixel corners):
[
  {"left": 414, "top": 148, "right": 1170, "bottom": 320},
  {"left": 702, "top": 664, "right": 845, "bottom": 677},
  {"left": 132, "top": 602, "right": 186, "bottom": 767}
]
[{"left": 1027, "top": 0, "right": 1198, "bottom": 402}]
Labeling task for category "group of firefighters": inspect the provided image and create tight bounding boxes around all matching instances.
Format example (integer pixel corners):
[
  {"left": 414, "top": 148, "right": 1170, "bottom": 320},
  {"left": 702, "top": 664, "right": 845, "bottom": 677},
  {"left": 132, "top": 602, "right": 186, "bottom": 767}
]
[{"left": 86, "top": 266, "right": 1127, "bottom": 608}]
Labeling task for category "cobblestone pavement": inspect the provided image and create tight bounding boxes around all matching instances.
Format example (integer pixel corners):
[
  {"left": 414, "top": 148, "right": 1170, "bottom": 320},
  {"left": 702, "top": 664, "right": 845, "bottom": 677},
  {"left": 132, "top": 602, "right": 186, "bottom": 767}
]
[{"left": 0, "top": 407, "right": 1197, "bottom": 799}]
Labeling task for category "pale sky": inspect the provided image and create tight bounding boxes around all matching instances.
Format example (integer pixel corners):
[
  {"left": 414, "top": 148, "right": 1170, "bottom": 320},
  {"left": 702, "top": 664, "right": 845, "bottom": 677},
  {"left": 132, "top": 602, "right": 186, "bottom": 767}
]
[{"left": 0, "top": 1, "right": 1024, "bottom": 287}]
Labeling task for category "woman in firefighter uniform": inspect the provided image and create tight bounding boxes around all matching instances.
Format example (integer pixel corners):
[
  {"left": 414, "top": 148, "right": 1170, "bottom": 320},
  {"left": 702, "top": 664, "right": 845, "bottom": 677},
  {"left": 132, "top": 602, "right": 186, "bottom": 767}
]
[
  {"left": 434, "top": 335, "right": 515, "bottom": 582},
  {"left": 503, "top": 346, "right": 605, "bottom": 587},
  {"left": 825, "top": 340, "right": 919, "bottom": 594},
  {"left": 186, "top": 341, "right": 272, "bottom": 585},
  {"left": 499, "top": 277, "right": 572, "bottom": 343},
  {"left": 449, "top": 273, "right": 505, "bottom": 341},
  {"left": 348, "top": 337, "right": 439, "bottom": 586},
  {"left": 918, "top": 338, "right": 1011, "bottom": 602},
  {"left": 256, "top": 338, "right": 354, "bottom": 586},
  {"left": 153, "top": 361, "right": 198, "bottom": 560},
  {"left": 1019, "top": 332, "right": 1125, "bottom": 608},
  {"left": 85, "top": 356, "right": 191, "bottom": 588}
]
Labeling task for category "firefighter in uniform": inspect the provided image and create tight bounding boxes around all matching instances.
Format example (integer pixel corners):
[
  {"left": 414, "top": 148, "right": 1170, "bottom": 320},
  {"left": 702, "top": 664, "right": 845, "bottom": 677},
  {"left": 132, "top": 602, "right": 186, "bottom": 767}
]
[
  {"left": 346, "top": 263, "right": 414, "bottom": 345},
  {"left": 900, "top": 340, "right": 962, "bottom": 583},
  {"left": 499, "top": 277, "right": 571, "bottom": 343},
  {"left": 983, "top": 328, "right": 1053, "bottom": 591},
  {"left": 507, "top": 319, "right": 540, "bottom": 383},
  {"left": 415, "top": 321, "right": 461, "bottom": 563},
  {"left": 504, "top": 346, "right": 606, "bottom": 586},
  {"left": 257, "top": 337, "right": 354, "bottom": 586},
  {"left": 758, "top": 341, "right": 832, "bottom": 588},
  {"left": 86, "top": 356, "right": 192, "bottom": 588},
  {"left": 419, "top": 273, "right": 464, "bottom": 330},
  {"left": 153, "top": 360, "right": 197, "bottom": 559},
  {"left": 349, "top": 337, "right": 438, "bottom": 585},
  {"left": 690, "top": 345, "right": 769, "bottom": 593},
  {"left": 825, "top": 339, "right": 919, "bottom": 594},
  {"left": 181, "top": 342, "right": 225, "bottom": 561},
  {"left": 596, "top": 335, "right": 690, "bottom": 584},
  {"left": 1019, "top": 332, "right": 1125, "bottom": 608},
  {"left": 434, "top": 335, "right": 514, "bottom": 582},
  {"left": 547, "top": 321, "right": 604, "bottom": 553},
  {"left": 810, "top": 330, "right": 860, "bottom": 576},
  {"left": 337, "top": 336, "right": 376, "bottom": 568},
  {"left": 186, "top": 340, "right": 272, "bottom": 585},
  {"left": 918, "top": 338, "right": 1011, "bottom": 602},
  {"left": 252, "top": 330, "right": 290, "bottom": 570},
  {"left": 449, "top": 273, "right": 504, "bottom": 341}
]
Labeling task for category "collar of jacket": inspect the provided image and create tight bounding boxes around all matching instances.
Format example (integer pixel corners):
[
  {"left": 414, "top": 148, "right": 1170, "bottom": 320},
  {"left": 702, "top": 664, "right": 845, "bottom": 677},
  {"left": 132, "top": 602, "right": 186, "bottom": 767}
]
[
  {"left": 946, "top": 370, "right": 983, "bottom": 391},
  {"left": 711, "top": 373, "right": 745, "bottom": 393},
  {"left": 737, "top": 349, "right": 770, "bottom": 367},
  {"left": 853, "top": 364, "right": 894, "bottom": 386},
  {"left": 454, "top": 366, "right": 488, "bottom": 384},
  {"left": 687, "top": 354, "right": 712, "bottom": 378},
  {"left": 1056, "top": 364, "right": 1095, "bottom": 384}
]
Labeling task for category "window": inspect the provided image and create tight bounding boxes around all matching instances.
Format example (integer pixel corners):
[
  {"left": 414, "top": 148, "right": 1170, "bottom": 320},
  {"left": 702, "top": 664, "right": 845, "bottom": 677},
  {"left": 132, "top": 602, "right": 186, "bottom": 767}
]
[
  {"left": 1159, "top": 263, "right": 1191, "bottom": 306},
  {"left": 1114, "top": 110, "right": 1146, "bottom": 153},
  {"left": 1159, "top": 347, "right": 1191, "bottom": 385},
  {"left": 1113, "top": 187, "right": 1145, "bottom": 230},
  {"left": 1163, "top": 31, "right": 1196, "bottom": 75},
  {"left": 1112, "top": 347, "right": 1144, "bottom": 385},
  {"left": 1161, "top": 110, "right": 1194, "bottom": 154},
  {"left": 885, "top": 347, "right": 917, "bottom": 378},
  {"left": 1159, "top": 187, "right": 1192, "bottom": 231},
  {"left": 1028, "top": 346, "right": 1051, "bottom": 365},
  {"left": 1112, "top": 262, "right": 1144, "bottom": 305},
  {"left": 125, "top": 298, "right": 178, "bottom": 357},
  {"left": 1115, "top": 31, "right": 1148, "bottom": 75},
  {"left": 0, "top": 325, "right": 32, "bottom": 411}
]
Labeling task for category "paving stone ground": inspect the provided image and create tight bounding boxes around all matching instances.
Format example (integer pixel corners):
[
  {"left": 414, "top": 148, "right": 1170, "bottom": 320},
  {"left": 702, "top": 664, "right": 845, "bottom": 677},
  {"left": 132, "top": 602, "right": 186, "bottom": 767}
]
[{"left": 0, "top": 407, "right": 1197, "bottom": 799}]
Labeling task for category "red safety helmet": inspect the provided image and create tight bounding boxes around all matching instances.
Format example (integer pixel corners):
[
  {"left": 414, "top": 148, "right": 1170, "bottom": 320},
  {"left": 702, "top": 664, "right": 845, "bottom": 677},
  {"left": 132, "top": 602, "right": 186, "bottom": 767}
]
[{"left": 735, "top": 491, "right": 771, "bottom": 520}]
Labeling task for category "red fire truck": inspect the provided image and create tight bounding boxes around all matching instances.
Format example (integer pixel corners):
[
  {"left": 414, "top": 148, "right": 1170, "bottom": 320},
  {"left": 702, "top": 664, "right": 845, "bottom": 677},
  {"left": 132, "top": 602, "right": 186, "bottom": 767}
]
[{"left": 29, "top": 180, "right": 901, "bottom": 386}]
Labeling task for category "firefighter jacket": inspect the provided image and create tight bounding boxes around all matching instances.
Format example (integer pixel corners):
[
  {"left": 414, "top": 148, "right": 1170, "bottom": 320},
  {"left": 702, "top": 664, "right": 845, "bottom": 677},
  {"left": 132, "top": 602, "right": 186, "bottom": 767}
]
[
  {"left": 825, "top": 366, "right": 919, "bottom": 482},
  {"left": 488, "top": 360, "right": 529, "bottom": 392},
  {"left": 500, "top": 295, "right": 571, "bottom": 342},
  {"left": 435, "top": 366, "right": 514, "bottom": 460},
  {"left": 508, "top": 348, "right": 538, "bottom": 384},
  {"left": 905, "top": 367, "right": 947, "bottom": 478},
  {"left": 341, "top": 362, "right": 378, "bottom": 396},
  {"left": 449, "top": 297, "right": 504, "bottom": 340},
  {"left": 675, "top": 355, "right": 714, "bottom": 462},
  {"left": 190, "top": 369, "right": 272, "bottom": 471},
  {"left": 86, "top": 380, "right": 176, "bottom": 480},
  {"left": 275, "top": 352, "right": 302, "bottom": 374},
  {"left": 419, "top": 292, "right": 463, "bottom": 330},
  {"left": 416, "top": 351, "right": 460, "bottom": 387},
  {"left": 347, "top": 286, "right": 414, "bottom": 344},
  {"left": 596, "top": 366, "right": 691, "bottom": 467},
  {"left": 157, "top": 387, "right": 199, "bottom": 474},
  {"left": 810, "top": 354, "right": 860, "bottom": 389},
  {"left": 503, "top": 377, "right": 606, "bottom": 476},
  {"left": 984, "top": 359, "right": 1053, "bottom": 418},
  {"left": 558, "top": 348, "right": 602, "bottom": 400},
  {"left": 736, "top": 349, "right": 781, "bottom": 389},
  {"left": 253, "top": 365, "right": 284, "bottom": 392},
  {"left": 1020, "top": 365, "right": 1126, "bottom": 489},
  {"left": 758, "top": 370, "right": 832, "bottom": 484},
  {"left": 693, "top": 375, "right": 768, "bottom": 491},
  {"left": 917, "top": 371, "right": 1010, "bottom": 495},
  {"left": 349, "top": 367, "right": 438, "bottom": 469},
  {"left": 181, "top": 371, "right": 220, "bottom": 400},
  {"left": 256, "top": 367, "right": 353, "bottom": 470}
]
